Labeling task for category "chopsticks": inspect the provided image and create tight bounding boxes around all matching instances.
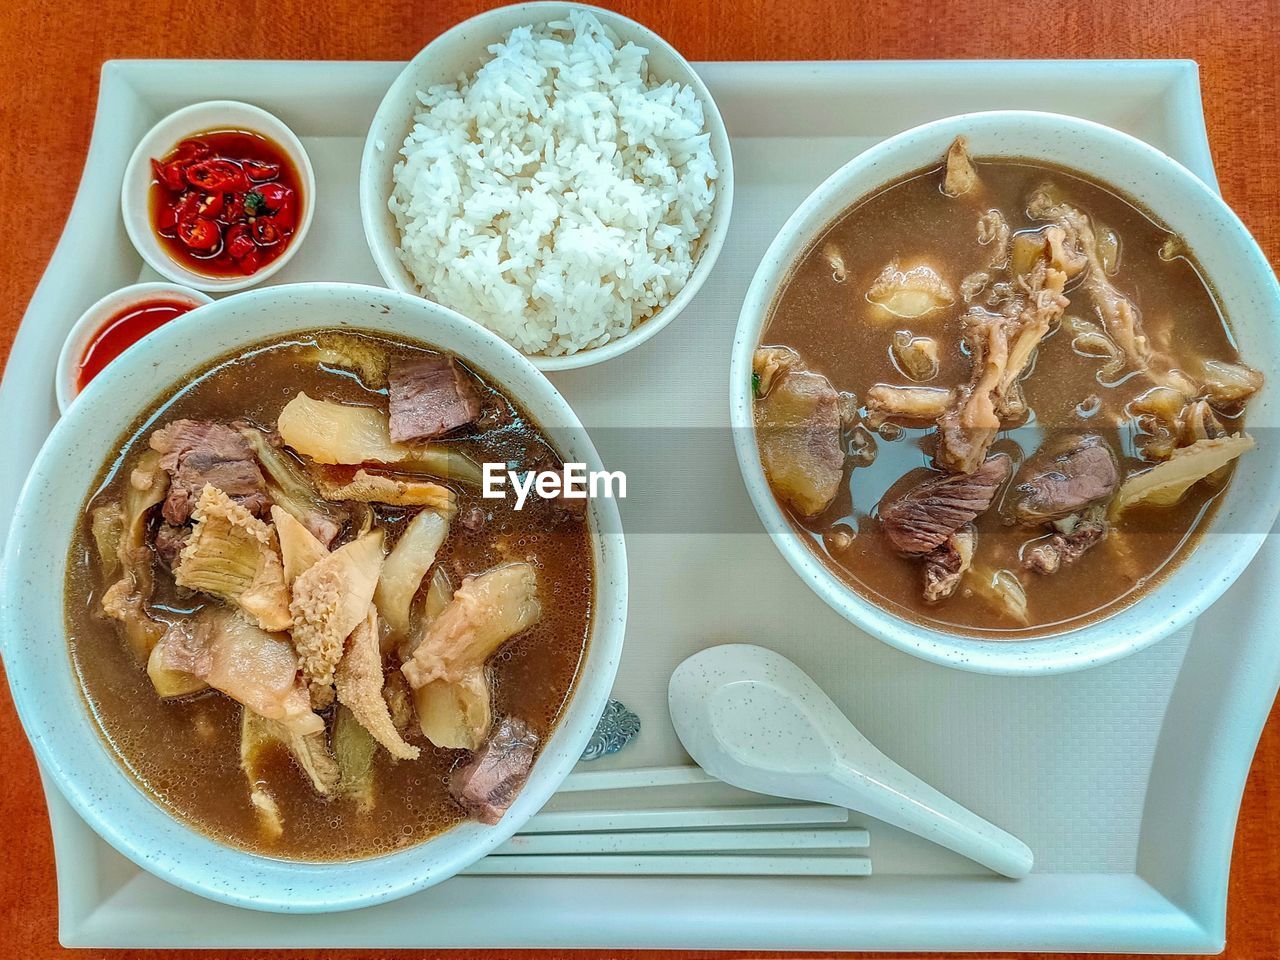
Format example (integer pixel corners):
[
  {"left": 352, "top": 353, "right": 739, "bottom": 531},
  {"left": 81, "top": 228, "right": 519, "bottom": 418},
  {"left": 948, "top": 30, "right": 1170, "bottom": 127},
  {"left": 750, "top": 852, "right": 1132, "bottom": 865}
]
[
  {"left": 520, "top": 803, "right": 849, "bottom": 833},
  {"left": 497, "top": 827, "right": 869, "bottom": 855},
  {"left": 460, "top": 765, "right": 872, "bottom": 877},
  {"left": 557, "top": 765, "right": 718, "bottom": 792},
  {"left": 466, "top": 854, "right": 872, "bottom": 877}
]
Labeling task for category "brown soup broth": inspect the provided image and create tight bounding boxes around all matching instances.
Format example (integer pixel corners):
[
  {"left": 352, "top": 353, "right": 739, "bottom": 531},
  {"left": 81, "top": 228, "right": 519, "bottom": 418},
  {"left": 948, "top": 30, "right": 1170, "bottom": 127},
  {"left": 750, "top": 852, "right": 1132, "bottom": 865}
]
[
  {"left": 64, "top": 331, "right": 593, "bottom": 860},
  {"left": 763, "top": 158, "right": 1242, "bottom": 637}
]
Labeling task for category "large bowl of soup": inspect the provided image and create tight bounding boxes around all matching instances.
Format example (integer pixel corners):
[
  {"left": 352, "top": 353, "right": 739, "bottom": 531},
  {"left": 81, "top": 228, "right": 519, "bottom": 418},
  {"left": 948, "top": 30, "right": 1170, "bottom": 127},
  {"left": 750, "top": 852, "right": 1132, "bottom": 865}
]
[
  {"left": 1, "top": 282, "right": 627, "bottom": 911},
  {"left": 731, "top": 110, "right": 1280, "bottom": 675}
]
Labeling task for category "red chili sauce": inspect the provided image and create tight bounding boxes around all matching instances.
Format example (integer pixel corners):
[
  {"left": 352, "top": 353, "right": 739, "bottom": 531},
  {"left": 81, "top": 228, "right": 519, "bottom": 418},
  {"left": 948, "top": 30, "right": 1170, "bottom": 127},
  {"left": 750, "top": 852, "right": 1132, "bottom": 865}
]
[
  {"left": 76, "top": 300, "right": 196, "bottom": 391},
  {"left": 149, "top": 130, "right": 301, "bottom": 278}
]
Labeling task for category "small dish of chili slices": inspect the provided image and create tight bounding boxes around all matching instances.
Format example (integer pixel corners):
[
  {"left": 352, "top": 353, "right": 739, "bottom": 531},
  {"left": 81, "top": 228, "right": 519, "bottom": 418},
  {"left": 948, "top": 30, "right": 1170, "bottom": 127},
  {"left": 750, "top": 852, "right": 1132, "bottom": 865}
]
[{"left": 121, "top": 101, "right": 315, "bottom": 292}]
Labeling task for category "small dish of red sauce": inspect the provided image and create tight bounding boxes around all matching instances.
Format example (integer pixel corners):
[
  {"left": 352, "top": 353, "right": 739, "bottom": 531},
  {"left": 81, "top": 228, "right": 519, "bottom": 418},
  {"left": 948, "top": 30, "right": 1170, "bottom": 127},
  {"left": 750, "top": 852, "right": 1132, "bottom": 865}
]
[
  {"left": 56, "top": 283, "right": 212, "bottom": 414},
  {"left": 77, "top": 300, "right": 194, "bottom": 391},
  {"left": 149, "top": 130, "right": 302, "bottom": 278}
]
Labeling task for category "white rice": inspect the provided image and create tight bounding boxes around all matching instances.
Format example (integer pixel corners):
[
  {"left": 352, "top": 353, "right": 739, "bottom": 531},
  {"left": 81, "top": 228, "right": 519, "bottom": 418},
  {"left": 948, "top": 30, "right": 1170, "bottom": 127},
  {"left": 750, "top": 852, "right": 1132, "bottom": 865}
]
[{"left": 389, "top": 12, "right": 718, "bottom": 357}]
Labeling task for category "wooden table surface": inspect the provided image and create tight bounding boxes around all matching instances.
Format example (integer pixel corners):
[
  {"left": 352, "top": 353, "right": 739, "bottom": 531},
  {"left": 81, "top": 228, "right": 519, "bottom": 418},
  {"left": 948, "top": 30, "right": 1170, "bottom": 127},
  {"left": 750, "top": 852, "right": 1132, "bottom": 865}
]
[{"left": 1, "top": 0, "right": 1277, "bottom": 957}]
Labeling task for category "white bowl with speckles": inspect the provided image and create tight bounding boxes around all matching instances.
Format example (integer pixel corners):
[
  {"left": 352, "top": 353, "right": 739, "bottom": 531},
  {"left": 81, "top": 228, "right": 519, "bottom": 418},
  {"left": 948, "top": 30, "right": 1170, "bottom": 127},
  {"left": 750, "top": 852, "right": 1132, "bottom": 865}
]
[
  {"left": 1, "top": 282, "right": 627, "bottom": 911},
  {"left": 359, "top": 2, "right": 734, "bottom": 372},
  {"left": 731, "top": 110, "right": 1280, "bottom": 675}
]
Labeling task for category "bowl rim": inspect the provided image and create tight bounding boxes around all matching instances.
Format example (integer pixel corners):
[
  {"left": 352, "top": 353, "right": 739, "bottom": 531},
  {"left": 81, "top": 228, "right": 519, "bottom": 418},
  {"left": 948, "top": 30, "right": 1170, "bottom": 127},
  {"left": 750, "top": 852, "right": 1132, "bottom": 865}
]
[
  {"left": 729, "top": 108, "right": 1280, "bottom": 675},
  {"left": 55, "top": 281, "right": 213, "bottom": 414},
  {"left": 357, "top": 1, "right": 735, "bottom": 371},
  {"left": 120, "top": 99, "right": 317, "bottom": 293},
  {"left": 3, "top": 281, "right": 627, "bottom": 911}
]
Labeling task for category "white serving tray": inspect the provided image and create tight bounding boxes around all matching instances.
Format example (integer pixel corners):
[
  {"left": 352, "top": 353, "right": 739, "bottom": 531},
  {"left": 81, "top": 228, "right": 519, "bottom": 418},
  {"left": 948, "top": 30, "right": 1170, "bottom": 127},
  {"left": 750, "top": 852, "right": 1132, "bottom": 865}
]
[{"left": 4, "top": 57, "right": 1278, "bottom": 953}]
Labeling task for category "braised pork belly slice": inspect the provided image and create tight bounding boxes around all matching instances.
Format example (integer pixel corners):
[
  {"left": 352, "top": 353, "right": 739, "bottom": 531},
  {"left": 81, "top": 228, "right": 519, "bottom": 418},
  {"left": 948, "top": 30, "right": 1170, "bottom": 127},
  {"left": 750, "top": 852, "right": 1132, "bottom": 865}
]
[
  {"left": 388, "top": 355, "right": 483, "bottom": 442},
  {"left": 450, "top": 716, "right": 539, "bottom": 825}
]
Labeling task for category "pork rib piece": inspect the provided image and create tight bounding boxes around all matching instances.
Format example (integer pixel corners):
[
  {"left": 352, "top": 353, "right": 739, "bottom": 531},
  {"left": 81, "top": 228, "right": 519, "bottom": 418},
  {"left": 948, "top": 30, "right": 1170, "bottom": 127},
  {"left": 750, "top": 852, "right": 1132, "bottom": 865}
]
[{"left": 1024, "top": 510, "right": 1108, "bottom": 575}]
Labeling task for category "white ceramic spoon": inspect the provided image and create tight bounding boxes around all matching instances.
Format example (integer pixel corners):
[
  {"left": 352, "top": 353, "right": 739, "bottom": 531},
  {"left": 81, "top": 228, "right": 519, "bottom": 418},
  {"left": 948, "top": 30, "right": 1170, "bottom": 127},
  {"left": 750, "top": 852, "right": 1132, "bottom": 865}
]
[{"left": 668, "top": 644, "right": 1034, "bottom": 879}]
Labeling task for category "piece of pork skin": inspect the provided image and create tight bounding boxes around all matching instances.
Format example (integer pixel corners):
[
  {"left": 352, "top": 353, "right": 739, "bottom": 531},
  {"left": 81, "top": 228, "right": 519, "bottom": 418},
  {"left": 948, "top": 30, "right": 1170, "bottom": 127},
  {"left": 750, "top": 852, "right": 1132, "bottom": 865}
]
[{"left": 753, "top": 353, "right": 844, "bottom": 517}]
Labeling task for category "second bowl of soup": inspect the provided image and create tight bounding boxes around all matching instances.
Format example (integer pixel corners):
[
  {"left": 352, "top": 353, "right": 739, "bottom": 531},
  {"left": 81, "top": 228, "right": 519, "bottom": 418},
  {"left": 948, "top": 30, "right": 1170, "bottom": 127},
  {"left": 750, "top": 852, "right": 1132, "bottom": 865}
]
[
  {"left": 731, "top": 111, "right": 1280, "bottom": 675},
  {"left": 2, "top": 282, "right": 627, "bottom": 910}
]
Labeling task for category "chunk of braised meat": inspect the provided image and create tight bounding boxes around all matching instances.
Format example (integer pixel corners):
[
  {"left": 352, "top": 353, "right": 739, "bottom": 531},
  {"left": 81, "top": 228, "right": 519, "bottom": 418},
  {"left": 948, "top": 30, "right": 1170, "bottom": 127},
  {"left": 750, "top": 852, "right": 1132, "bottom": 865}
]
[
  {"left": 1024, "top": 509, "right": 1108, "bottom": 575},
  {"left": 935, "top": 262, "right": 1067, "bottom": 473},
  {"left": 1010, "top": 436, "right": 1119, "bottom": 523},
  {"left": 153, "top": 522, "right": 191, "bottom": 570},
  {"left": 942, "top": 136, "right": 979, "bottom": 197},
  {"left": 922, "top": 525, "right": 976, "bottom": 602},
  {"left": 149, "top": 420, "right": 271, "bottom": 525},
  {"left": 388, "top": 355, "right": 483, "bottom": 443},
  {"left": 449, "top": 716, "right": 539, "bottom": 825},
  {"left": 753, "top": 350, "right": 844, "bottom": 517},
  {"left": 867, "top": 262, "right": 955, "bottom": 319},
  {"left": 880, "top": 454, "right": 1011, "bottom": 556},
  {"left": 1028, "top": 187, "right": 1152, "bottom": 369},
  {"left": 1199, "top": 360, "right": 1263, "bottom": 411},
  {"left": 460, "top": 503, "right": 487, "bottom": 532},
  {"left": 527, "top": 455, "right": 587, "bottom": 521}
]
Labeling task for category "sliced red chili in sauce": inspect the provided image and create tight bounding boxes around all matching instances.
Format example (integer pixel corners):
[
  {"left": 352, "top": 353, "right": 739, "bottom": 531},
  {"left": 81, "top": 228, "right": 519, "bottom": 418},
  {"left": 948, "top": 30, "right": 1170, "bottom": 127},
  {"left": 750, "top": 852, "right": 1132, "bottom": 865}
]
[
  {"left": 148, "top": 129, "right": 301, "bottom": 277},
  {"left": 177, "top": 218, "right": 221, "bottom": 252}
]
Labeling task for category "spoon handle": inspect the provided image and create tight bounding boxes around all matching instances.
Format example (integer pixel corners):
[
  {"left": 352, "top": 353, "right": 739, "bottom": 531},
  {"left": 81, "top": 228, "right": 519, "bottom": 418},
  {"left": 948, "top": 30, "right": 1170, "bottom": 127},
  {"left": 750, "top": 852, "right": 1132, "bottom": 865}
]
[{"left": 830, "top": 759, "right": 1033, "bottom": 879}]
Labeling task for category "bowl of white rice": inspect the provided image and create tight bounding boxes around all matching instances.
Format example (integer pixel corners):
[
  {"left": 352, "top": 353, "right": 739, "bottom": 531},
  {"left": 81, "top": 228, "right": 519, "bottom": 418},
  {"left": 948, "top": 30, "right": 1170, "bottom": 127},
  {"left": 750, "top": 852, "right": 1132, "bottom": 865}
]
[{"left": 360, "top": 2, "right": 733, "bottom": 369}]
